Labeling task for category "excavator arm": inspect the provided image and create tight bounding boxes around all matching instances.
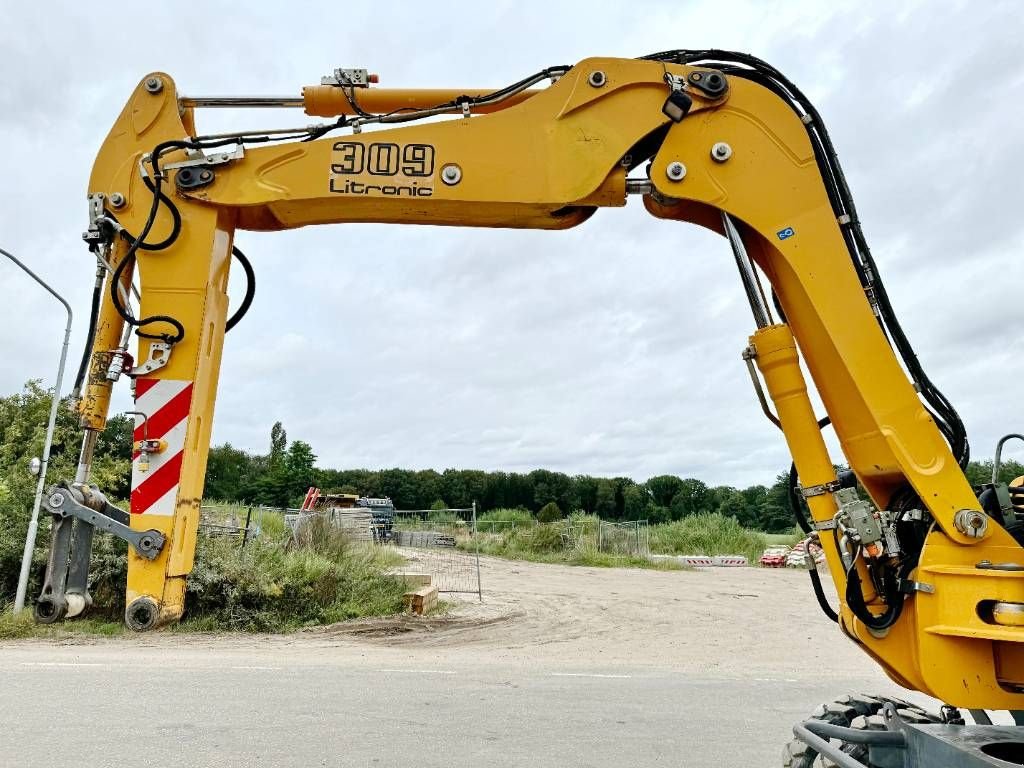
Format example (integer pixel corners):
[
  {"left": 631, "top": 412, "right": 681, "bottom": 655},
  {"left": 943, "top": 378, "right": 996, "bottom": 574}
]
[{"left": 38, "top": 52, "right": 1024, "bottom": 718}]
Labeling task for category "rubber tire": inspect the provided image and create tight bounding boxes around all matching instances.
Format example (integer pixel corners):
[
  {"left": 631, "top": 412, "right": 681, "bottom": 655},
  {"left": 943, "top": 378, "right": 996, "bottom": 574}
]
[{"left": 782, "top": 694, "right": 938, "bottom": 767}]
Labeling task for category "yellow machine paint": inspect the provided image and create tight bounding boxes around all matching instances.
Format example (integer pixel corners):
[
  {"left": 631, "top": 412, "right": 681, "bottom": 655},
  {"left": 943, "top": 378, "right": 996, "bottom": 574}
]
[{"left": 47, "top": 55, "right": 1024, "bottom": 710}]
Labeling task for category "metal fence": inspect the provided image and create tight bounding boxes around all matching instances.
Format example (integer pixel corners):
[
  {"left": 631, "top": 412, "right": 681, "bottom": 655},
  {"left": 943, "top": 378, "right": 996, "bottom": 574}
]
[
  {"left": 598, "top": 520, "right": 650, "bottom": 557},
  {"left": 389, "top": 506, "right": 482, "bottom": 597}
]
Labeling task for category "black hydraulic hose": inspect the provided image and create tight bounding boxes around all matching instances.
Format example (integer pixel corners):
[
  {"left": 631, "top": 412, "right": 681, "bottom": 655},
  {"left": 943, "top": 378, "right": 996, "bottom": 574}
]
[
  {"left": 225, "top": 245, "right": 255, "bottom": 332},
  {"left": 640, "top": 49, "right": 969, "bottom": 468},
  {"left": 844, "top": 552, "right": 905, "bottom": 631},
  {"left": 783, "top": 416, "right": 839, "bottom": 622},
  {"left": 789, "top": 462, "right": 811, "bottom": 534},
  {"left": 787, "top": 417, "right": 831, "bottom": 533},
  {"left": 71, "top": 263, "right": 103, "bottom": 396},
  {"left": 809, "top": 567, "right": 839, "bottom": 623}
]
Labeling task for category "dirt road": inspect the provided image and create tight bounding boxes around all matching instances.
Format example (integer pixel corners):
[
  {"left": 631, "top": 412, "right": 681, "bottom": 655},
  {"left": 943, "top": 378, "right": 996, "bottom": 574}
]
[
  {"left": 0, "top": 557, "right": 919, "bottom": 767},
  {"left": 320, "top": 553, "right": 883, "bottom": 678}
]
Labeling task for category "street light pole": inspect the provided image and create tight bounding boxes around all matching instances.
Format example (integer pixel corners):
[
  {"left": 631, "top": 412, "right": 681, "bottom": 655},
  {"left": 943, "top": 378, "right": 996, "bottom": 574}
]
[{"left": 1, "top": 247, "right": 74, "bottom": 613}]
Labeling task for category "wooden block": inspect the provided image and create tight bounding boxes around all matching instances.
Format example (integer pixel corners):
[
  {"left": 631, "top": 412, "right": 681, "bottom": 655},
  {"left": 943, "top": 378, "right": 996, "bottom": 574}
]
[
  {"left": 393, "top": 572, "right": 432, "bottom": 588},
  {"left": 403, "top": 584, "right": 439, "bottom": 615}
]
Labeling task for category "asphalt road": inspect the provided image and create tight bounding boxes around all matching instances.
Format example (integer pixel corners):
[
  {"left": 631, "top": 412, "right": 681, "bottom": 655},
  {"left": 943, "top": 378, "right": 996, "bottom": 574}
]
[{"left": 0, "top": 644, "right": 895, "bottom": 768}]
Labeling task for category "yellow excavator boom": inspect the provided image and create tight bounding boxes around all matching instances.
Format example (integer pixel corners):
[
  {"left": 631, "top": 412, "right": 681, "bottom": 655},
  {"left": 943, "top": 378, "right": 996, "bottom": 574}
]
[{"left": 35, "top": 53, "right": 1024, "bottom": 717}]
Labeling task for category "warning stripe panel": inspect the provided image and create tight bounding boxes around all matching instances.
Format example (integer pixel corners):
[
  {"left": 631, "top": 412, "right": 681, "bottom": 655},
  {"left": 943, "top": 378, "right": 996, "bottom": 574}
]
[
  {"left": 133, "top": 377, "right": 159, "bottom": 399},
  {"left": 131, "top": 451, "right": 184, "bottom": 515},
  {"left": 130, "top": 378, "right": 193, "bottom": 516},
  {"left": 132, "top": 383, "right": 193, "bottom": 443}
]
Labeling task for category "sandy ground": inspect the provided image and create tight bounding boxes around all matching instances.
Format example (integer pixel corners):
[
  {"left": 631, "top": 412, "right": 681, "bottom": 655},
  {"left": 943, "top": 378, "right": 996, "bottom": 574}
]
[
  {"left": 314, "top": 554, "right": 888, "bottom": 679},
  {"left": 3, "top": 554, "right": 894, "bottom": 684},
  {"left": 1, "top": 556, "right": 926, "bottom": 767}
]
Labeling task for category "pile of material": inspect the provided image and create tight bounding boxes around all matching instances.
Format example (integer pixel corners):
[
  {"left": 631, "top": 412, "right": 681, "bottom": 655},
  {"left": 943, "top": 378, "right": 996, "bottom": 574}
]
[
  {"left": 394, "top": 573, "right": 438, "bottom": 615},
  {"left": 759, "top": 547, "right": 789, "bottom": 568},
  {"left": 758, "top": 538, "right": 826, "bottom": 568},
  {"left": 785, "top": 538, "right": 825, "bottom": 568}
]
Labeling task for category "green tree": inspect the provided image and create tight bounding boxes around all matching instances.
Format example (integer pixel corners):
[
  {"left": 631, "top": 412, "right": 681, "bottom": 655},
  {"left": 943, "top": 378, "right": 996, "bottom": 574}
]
[
  {"left": 669, "top": 478, "right": 711, "bottom": 519},
  {"left": 594, "top": 479, "right": 617, "bottom": 518},
  {"left": 622, "top": 483, "right": 651, "bottom": 520},
  {"left": 285, "top": 440, "right": 316, "bottom": 503},
  {"left": 268, "top": 421, "right": 287, "bottom": 471},
  {"left": 430, "top": 499, "right": 448, "bottom": 511},
  {"left": 537, "top": 501, "right": 563, "bottom": 523},
  {"left": 647, "top": 475, "right": 683, "bottom": 508}
]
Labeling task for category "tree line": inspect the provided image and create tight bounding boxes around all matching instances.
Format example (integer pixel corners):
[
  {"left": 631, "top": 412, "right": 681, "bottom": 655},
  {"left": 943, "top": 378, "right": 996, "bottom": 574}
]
[
  {"left": 207, "top": 421, "right": 1024, "bottom": 533},
  {"left": 2, "top": 383, "right": 1022, "bottom": 536}
]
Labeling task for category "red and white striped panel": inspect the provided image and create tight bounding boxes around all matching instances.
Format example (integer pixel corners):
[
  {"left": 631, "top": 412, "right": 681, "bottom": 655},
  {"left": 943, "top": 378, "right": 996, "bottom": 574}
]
[
  {"left": 131, "top": 378, "right": 193, "bottom": 516},
  {"left": 678, "top": 555, "right": 714, "bottom": 567},
  {"left": 712, "top": 555, "right": 749, "bottom": 567}
]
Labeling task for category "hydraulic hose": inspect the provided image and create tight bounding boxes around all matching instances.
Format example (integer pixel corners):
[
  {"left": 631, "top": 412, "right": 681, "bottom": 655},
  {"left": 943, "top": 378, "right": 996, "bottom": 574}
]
[
  {"left": 71, "top": 262, "right": 104, "bottom": 397},
  {"left": 225, "top": 245, "right": 255, "bottom": 332}
]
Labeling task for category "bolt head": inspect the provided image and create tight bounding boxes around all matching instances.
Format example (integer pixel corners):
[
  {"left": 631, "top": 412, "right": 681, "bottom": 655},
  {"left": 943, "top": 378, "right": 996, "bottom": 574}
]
[
  {"left": 711, "top": 142, "right": 733, "bottom": 162},
  {"left": 954, "top": 509, "right": 989, "bottom": 538},
  {"left": 144, "top": 77, "right": 163, "bottom": 94},
  {"left": 665, "top": 161, "right": 687, "bottom": 182},
  {"left": 48, "top": 492, "right": 65, "bottom": 508},
  {"left": 441, "top": 164, "right": 462, "bottom": 185},
  {"left": 588, "top": 71, "right": 606, "bottom": 88},
  {"left": 109, "top": 192, "right": 126, "bottom": 208}
]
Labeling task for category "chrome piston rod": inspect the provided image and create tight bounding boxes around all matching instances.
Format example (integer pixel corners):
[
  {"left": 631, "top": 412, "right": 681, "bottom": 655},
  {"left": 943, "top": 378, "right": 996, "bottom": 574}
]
[
  {"left": 721, "top": 211, "right": 770, "bottom": 329},
  {"left": 179, "top": 95, "right": 305, "bottom": 109}
]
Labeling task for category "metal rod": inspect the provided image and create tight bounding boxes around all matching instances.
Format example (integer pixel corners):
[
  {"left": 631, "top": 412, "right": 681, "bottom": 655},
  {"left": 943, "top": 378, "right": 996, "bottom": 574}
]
[
  {"left": 179, "top": 96, "right": 305, "bottom": 109},
  {"left": 2, "top": 247, "right": 73, "bottom": 613},
  {"left": 123, "top": 411, "right": 149, "bottom": 443},
  {"left": 473, "top": 501, "right": 482, "bottom": 602},
  {"left": 721, "top": 212, "right": 770, "bottom": 329},
  {"left": 993, "top": 434, "right": 1024, "bottom": 484},
  {"left": 742, "top": 347, "right": 782, "bottom": 429},
  {"left": 74, "top": 430, "right": 99, "bottom": 485},
  {"left": 791, "top": 723, "right": 896, "bottom": 768},
  {"left": 189, "top": 126, "right": 314, "bottom": 141},
  {"left": 241, "top": 506, "right": 254, "bottom": 551}
]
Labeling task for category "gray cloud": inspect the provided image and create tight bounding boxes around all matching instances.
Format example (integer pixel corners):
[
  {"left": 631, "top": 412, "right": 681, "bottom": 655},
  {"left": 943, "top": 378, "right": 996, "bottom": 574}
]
[{"left": 1, "top": 0, "right": 1021, "bottom": 488}]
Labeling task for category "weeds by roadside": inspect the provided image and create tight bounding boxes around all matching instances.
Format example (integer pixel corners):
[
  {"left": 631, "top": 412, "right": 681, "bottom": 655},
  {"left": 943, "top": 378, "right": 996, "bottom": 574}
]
[
  {"left": 0, "top": 508, "right": 407, "bottom": 634},
  {"left": 649, "top": 513, "right": 769, "bottom": 564}
]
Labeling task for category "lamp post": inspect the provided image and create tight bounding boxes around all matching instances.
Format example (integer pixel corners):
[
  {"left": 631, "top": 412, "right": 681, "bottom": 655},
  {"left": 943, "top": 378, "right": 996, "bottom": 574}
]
[{"left": 1, "top": 247, "right": 73, "bottom": 613}]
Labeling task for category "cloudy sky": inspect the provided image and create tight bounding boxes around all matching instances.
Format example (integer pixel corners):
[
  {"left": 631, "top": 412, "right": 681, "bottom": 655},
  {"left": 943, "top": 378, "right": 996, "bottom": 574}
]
[{"left": 1, "top": 1, "right": 1021, "bottom": 488}]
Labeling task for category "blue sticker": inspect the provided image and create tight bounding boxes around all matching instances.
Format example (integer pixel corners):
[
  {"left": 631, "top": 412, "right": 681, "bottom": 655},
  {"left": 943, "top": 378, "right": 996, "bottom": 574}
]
[{"left": 777, "top": 227, "right": 795, "bottom": 241}]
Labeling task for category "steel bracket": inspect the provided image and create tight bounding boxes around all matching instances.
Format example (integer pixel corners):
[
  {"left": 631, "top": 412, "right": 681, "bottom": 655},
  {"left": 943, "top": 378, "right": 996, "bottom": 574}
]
[
  {"left": 130, "top": 341, "right": 171, "bottom": 376},
  {"left": 45, "top": 485, "right": 164, "bottom": 559}
]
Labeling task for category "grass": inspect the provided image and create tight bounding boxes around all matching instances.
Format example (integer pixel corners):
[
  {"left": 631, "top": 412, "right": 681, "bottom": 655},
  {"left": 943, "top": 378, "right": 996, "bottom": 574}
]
[
  {"left": 649, "top": 513, "right": 769, "bottom": 564},
  {"left": 463, "top": 521, "right": 682, "bottom": 571},
  {"left": 764, "top": 530, "right": 803, "bottom": 546},
  {"left": 464, "top": 511, "right": 788, "bottom": 568},
  {"left": 0, "top": 605, "right": 126, "bottom": 639},
  {"left": 0, "top": 507, "right": 409, "bottom": 634}
]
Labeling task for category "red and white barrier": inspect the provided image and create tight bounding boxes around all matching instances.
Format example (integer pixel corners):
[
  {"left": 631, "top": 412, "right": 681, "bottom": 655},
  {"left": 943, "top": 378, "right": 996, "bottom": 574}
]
[
  {"left": 677, "top": 556, "right": 714, "bottom": 567},
  {"left": 712, "top": 555, "right": 748, "bottom": 567},
  {"left": 130, "top": 378, "right": 193, "bottom": 516}
]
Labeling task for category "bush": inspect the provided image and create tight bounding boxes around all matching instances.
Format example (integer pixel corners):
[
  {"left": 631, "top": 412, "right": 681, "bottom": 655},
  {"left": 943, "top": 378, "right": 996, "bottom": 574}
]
[
  {"left": 537, "top": 502, "right": 563, "bottom": 523},
  {"left": 430, "top": 499, "right": 448, "bottom": 511},
  {"left": 649, "top": 512, "right": 767, "bottom": 564},
  {"left": 520, "top": 523, "right": 565, "bottom": 552},
  {"left": 567, "top": 511, "right": 600, "bottom": 533},
  {"left": 477, "top": 507, "right": 534, "bottom": 526},
  {"left": 0, "top": 507, "right": 406, "bottom": 632},
  {"left": 426, "top": 510, "right": 458, "bottom": 525}
]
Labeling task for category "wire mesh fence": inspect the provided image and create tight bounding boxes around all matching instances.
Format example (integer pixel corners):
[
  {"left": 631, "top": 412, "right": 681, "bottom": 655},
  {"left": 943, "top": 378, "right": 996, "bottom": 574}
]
[
  {"left": 598, "top": 520, "right": 650, "bottom": 556},
  {"left": 472, "top": 517, "right": 650, "bottom": 555},
  {"left": 389, "top": 507, "right": 481, "bottom": 596}
]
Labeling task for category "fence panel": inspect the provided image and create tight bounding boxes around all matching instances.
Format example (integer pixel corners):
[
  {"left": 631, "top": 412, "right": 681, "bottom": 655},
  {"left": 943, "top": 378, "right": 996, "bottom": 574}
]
[
  {"left": 389, "top": 507, "right": 482, "bottom": 596},
  {"left": 598, "top": 520, "right": 650, "bottom": 556}
]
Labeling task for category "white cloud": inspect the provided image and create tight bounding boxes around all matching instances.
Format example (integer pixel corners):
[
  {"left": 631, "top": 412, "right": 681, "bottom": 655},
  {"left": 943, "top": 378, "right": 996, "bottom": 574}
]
[{"left": 2, "top": 0, "right": 1022, "bottom": 487}]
